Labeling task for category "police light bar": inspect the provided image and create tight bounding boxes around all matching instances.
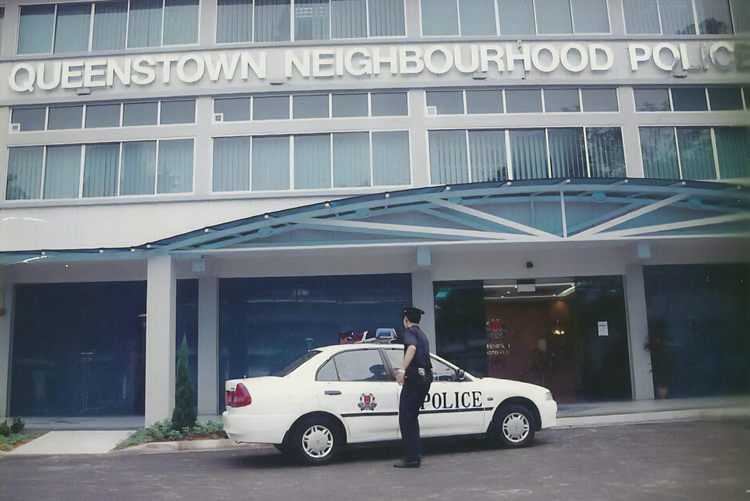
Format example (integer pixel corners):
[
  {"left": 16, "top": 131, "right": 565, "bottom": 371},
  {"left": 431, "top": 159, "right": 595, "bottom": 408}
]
[{"left": 372, "top": 328, "right": 397, "bottom": 343}]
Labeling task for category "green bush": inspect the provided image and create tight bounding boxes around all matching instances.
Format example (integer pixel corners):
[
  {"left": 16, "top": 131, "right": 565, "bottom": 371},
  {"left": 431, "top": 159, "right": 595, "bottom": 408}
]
[
  {"left": 116, "top": 419, "right": 226, "bottom": 449},
  {"left": 0, "top": 421, "right": 10, "bottom": 437},
  {"left": 171, "top": 336, "right": 197, "bottom": 431}
]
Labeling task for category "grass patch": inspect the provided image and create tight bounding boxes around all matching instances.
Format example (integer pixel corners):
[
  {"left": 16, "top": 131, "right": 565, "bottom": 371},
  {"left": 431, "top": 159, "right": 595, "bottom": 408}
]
[
  {"left": 116, "top": 419, "right": 227, "bottom": 449},
  {"left": 0, "top": 433, "right": 34, "bottom": 452}
]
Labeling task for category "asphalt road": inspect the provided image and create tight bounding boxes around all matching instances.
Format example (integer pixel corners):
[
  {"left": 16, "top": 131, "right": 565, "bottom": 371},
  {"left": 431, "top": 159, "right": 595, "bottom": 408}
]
[{"left": 1, "top": 419, "right": 749, "bottom": 501}]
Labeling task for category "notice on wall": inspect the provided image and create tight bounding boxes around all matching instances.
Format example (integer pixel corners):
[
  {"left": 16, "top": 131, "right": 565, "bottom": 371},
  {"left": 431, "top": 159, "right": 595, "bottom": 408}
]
[{"left": 597, "top": 321, "right": 609, "bottom": 337}]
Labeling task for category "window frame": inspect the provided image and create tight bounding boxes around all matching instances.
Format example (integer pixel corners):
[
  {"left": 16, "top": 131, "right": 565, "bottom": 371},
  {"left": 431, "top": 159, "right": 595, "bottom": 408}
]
[{"left": 622, "top": 0, "right": 738, "bottom": 35}]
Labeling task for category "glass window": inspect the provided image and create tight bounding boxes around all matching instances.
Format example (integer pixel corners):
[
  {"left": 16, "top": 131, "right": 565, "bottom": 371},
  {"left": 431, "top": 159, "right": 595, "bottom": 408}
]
[
  {"left": 733, "top": 0, "right": 750, "bottom": 33},
  {"left": 18, "top": 4, "right": 55, "bottom": 54},
  {"left": 372, "top": 131, "right": 410, "bottom": 185},
  {"left": 544, "top": 89, "right": 581, "bottom": 112},
  {"left": 708, "top": 87, "right": 743, "bottom": 110},
  {"left": 695, "top": 0, "right": 733, "bottom": 34},
  {"left": 48, "top": 106, "right": 84, "bottom": 130},
  {"left": 581, "top": 88, "right": 618, "bottom": 112},
  {"left": 426, "top": 90, "right": 464, "bottom": 114},
  {"left": 123, "top": 102, "right": 159, "bottom": 126},
  {"left": 431, "top": 357, "right": 462, "bottom": 382},
  {"left": 83, "top": 143, "right": 120, "bottom": 197},
  {"left": 571, "top": 0, "right": 609, "bottom": 33},
  {"left": 213, "top": 136, "right": 251, "bottom": 191},
  {"left": 157, "top": 139, "right": 193, "bottom": 193},
  {"left": 498, "top": 0, "right": 534, "bottom": 35},
  {"left": 316, "top": 359, "right": 338, "bottom": 381},
  {"left": 93, "top": 1, "right": 127, "bottom": 51},
  {"left": 549, "top": 128, "right": 586, "bottom": 177},
  {"left": 510, "top": 129, "right": 548, "bottom": 179},
  {"left": 429, "top": 130, "right": 468, "bottom": 184},
  {"left": 587, "top": 127, "right": 626, "bottom": 177},
  {"left": 333, "top": 132, "right": 370, "bottom": 187},
  {"left": 715, "top": 127, "right": 750, "bottom": 179},
  {"left": 334, "top": 350, "right": 386, "bottom": 381},
  {"left": 160, "top": 100, "right": 195, "bottom": 124},
  {"left": 11, "top": 108, "right": 46, "bottom": 131},
  {"left": 253, "top": 96, "right": 290, "bottom": 120},
  {"left": 421, "top": 0, "right": 459, "bottom": 36},
  {"left": 252, "top": 136, "right": 290, "bottom": 191},
  {"left": 676, "top": 127, "right": 716, "bottom": 179},
  {"left": 255, "top": 0, "right": 291, "bottom": 41},
  {"left": 86, "top": 104, "right": 121, "bottom": 128},
  {"left": 672, "top": 88, "right": 708, "bottom": 111},
  {"left": 215, "top": 97, "right": 251, "bottom": 121},
  {"left": 6, "top": 147, "right": 44, "bottom": 200},
  {"left": 163, "top": 0, "right": 199, "bottom": 45},
  {"left": 295, "top": 0, "right": 329, "bottom": 40},
  {"left": 640, "top": 127, "right": 679, "bottom": 179},
  {"left": 331, "top": 0, "right": 367, "bottom": 38},
  {"left": 44, "top": 145, "right": 82, "bottom": 199},
  {"left": 459, "top": 0, "right": 497, "bottom": 36},
  {"left": 660, "top": 0, "right": 697, "bottom": 34},
  {"left": 536, "top": 0, "right": 573, "bottom": 34},
  {"left": 506, "top": 89, "right": 543, "bottom": 113},
  {"left": 369, "top": 0, "right": 405, "bottom": 36},
  {"left": 128, "top": 0, "right": 164, "bottom": 48},
  {"left": 468, "top": 130, "right": 507, "bottom": 182},
  {"left": 332, "top": 93, "right": 368, "bottom": 117},
  {"left": 634, "top": 88, "right": 671, "bottom": 111},
  {"left": 120, "top": 141, "right": 157, "bottom": 195},
  {"left": 54, "top": 3, "right": 91, "bottom": 54},
  {"left": 466, "top": 90, "right": 503, "bottom": 114},
  {"left": 217, "top": 0, "right": 253, "bottom": 43},
  {"left": 371, "top": 92, "right": 408, "bottom": 116},
  {"left": 623, "top": 0, "right": 661, "bottom": 34},
  {"left": 293, "top": 94, "right": 330, "bottom": 118},
  {"left": 294, "top": 134, "right": 331, "bottom": 189}
]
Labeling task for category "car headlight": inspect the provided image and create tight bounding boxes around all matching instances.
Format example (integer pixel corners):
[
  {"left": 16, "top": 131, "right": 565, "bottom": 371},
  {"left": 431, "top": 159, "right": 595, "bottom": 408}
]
[{"left": 545, "top": 391, "right": 553, "bottom": 401}]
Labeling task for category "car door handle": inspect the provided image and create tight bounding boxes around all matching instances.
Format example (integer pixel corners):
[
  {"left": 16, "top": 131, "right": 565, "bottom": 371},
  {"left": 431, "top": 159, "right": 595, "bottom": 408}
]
[{"left": 324, "top": 390, "right": 342, "bottom": 395}]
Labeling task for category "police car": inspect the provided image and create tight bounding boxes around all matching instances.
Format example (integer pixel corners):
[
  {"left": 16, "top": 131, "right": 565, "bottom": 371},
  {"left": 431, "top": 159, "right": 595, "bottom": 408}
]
[{"left": 223, "top": 332, "right": 557, "bottom": 465}]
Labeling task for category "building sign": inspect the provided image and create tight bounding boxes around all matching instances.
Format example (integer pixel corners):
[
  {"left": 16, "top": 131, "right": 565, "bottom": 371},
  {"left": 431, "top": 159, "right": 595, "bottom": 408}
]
[{"left": 6, "top": 41, "right": 747, "bottom": 94}]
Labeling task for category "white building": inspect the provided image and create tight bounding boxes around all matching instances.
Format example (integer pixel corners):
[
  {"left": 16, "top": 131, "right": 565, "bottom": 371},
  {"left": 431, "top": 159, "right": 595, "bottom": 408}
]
[{"left": 1, "top": 0, "right": 749, "bottom": 424}]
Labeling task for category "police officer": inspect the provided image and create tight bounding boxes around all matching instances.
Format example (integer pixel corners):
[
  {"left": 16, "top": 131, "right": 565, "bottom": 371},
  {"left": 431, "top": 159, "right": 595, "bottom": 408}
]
[{"left": 394, "top": 306, "right": 432, "bottom": 468}]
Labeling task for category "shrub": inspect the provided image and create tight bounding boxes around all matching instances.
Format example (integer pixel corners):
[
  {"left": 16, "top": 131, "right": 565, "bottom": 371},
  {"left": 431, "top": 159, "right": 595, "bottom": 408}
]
[
  {"left": 171, "top": 336, "right": 197, "bottom": 431},
  {"left": 0, "top": 421, "right": 10, "bottom": 437}
]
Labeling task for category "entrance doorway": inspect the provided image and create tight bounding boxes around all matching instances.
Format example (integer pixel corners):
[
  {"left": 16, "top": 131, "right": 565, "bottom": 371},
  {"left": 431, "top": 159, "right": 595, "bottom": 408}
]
[{"left": 434, "top": 276, "right": 632, "bottom": 403}]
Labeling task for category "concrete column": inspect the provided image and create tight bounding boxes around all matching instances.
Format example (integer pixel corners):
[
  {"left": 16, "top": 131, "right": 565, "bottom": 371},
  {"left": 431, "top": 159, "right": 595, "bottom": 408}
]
[
  {"left": 0, "top": 282, "right": 13, "bottom": 418},
  {"left": 624, "top": 263, "right": 655, "bottom": 400},
  {"left": 197, "top": 277, "right": 219, "bottom": 417},
  {"left": 411, "top": 268, "right": 436, "bottom": 349},
  {"left": 145, "top": 256, "right": 177, "bottom": 425}
]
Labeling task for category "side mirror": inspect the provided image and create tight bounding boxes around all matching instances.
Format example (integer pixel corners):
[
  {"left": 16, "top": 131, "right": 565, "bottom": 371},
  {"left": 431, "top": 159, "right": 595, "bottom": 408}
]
[{"left": 456, "top": 369, "right": 466, "bottom": 381}]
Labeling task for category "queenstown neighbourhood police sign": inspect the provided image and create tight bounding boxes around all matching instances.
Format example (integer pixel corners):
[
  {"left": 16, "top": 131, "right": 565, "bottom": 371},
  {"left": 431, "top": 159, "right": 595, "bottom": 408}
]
[{"left": 7, "top": 41, "right": 747, "bottom": 93}]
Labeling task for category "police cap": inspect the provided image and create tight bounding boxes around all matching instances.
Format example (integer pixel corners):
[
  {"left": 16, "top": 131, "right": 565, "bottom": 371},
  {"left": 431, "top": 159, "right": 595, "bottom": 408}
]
[{"left": 402, "top": 306, "right": 425, "bottom": 323}]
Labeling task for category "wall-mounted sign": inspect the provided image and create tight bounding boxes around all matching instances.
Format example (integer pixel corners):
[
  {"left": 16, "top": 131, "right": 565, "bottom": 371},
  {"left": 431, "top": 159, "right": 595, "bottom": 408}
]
[
  {"left": 598, "top": 321, "right": 609, "bottom": 337},
  {"left": 6, "top": 41, "right": 746, "bottom": 94}
]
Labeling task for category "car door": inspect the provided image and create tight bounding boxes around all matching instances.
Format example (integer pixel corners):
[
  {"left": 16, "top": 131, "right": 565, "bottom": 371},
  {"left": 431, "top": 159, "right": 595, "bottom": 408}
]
[{"left": 315, "top": 349, "right": 400, "bottom": 443}]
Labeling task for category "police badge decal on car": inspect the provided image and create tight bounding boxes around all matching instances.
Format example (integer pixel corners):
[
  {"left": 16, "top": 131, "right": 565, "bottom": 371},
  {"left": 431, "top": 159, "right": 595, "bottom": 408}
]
[{"left": 358, "top": 393, "right": 377, "bottom": 411}]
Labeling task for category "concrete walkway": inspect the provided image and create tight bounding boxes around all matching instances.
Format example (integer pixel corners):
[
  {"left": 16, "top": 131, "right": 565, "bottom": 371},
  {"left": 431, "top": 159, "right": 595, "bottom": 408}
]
[{"left": 3, "top": 396, "right": 749, "bottom": 456}]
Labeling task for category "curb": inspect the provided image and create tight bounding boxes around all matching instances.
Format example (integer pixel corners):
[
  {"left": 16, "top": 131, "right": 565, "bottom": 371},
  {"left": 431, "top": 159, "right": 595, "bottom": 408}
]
[
  {"left": 110, "top": 438, "right": 271, "bottom": 455},
  {"left": 553, "top": 407, "right": 749, "bottom": 428}
]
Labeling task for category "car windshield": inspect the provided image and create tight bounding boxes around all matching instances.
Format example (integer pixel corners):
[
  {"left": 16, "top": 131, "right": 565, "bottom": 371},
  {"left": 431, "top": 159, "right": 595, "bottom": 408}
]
[{"left": 272, "top": 350, "right": 321, "bottom": 377}]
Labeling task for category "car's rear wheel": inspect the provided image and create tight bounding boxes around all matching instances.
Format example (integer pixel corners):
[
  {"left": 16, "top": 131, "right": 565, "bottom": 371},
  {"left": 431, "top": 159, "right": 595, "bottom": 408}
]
[
  {"left": 490, "top": 405, "right": 536, "bottom": 448},
  {"left": 288, "top": 416, "right": 341, "bottom": 465}
]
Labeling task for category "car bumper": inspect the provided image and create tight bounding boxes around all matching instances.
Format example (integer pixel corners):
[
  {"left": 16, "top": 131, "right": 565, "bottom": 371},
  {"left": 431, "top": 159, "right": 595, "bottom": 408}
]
[
  {"left": 538, "top": 399, "right": 557, "bottom": 429},
  {"left": 222, "top": 410, "right": 293, "bottom": 444}
]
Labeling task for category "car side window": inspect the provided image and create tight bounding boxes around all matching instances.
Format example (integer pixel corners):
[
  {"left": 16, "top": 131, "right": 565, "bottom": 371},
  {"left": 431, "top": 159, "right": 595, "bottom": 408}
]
[
  {"left": 316, "top": 358, "right": 338, "bottom": 381},
  {"left": 334, "top": 350, "right": 393, "bottom": 382},
  {"left": 431, "top": 357, "right": 465, "bottom": 382},
  {"left": 383, "top": 348, "right": 403, "bottom": 372}
]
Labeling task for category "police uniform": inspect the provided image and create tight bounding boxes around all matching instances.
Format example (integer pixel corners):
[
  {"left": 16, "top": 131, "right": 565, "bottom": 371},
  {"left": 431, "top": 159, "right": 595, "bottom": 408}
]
[{"left": 396, "top": 307, "right": 432, "bottom": 468}]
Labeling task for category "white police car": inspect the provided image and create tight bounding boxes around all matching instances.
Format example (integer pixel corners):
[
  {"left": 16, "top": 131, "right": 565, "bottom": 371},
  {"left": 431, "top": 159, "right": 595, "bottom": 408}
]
[{"left": 223, "top": 337, "right": 557, "bottom": 465}]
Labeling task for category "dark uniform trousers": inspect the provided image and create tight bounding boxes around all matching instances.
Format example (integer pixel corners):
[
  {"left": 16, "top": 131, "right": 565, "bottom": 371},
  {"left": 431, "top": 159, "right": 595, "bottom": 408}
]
[{"left": 399, "top": 368, "right": 432, "bottom": 463}]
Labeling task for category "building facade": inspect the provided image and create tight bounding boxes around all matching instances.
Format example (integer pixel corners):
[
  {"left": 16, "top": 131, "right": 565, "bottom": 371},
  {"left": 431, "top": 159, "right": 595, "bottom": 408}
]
[{"left": 1, "top": 0, "right": 749, "bottom": 424}]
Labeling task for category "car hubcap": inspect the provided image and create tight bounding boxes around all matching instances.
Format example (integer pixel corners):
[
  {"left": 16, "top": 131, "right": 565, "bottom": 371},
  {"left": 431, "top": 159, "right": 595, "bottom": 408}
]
[
  {"left": 502, "top": 413, "right": 530, "bottom": 443},
  {"left": 302, "top": 425, "right": 333, "bottom": 458}
]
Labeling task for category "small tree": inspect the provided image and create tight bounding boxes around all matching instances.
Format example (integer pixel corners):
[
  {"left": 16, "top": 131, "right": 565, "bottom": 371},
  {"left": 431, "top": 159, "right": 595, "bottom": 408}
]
[{"left": 172, "top": 336, "right": 197, "bottom": 431}]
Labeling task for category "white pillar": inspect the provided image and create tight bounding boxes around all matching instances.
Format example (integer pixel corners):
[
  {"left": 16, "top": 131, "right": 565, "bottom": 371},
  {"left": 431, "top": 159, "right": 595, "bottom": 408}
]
[
  {"left": 411, "top": 269, "right": 436, "bottom": 349},
  {"left": 145, "top": 256, "right": 177, "bottom": 425},
  {"left": 0, "top": 282, "right": 13, "bottom": 418},
  {"left": 625, "top": 263, "right": 655, "bottom": 400},
  {"left": 197, "top": 276, "right": 219, "bottom": 417}
]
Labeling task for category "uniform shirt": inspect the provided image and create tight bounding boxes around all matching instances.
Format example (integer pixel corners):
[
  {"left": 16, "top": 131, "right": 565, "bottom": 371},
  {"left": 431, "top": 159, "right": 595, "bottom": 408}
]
[{"left": 403, "top": 325, "right": 432, "bottom": 370}]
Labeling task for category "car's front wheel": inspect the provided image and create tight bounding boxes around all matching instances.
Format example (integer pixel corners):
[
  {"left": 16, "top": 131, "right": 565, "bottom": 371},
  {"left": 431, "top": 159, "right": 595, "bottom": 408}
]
[
  {"left": 490, "top": 405, "right": 536, "bottom": 448},
  {"left": 287, "top": 416, "right": 342, "bottom": 465}
]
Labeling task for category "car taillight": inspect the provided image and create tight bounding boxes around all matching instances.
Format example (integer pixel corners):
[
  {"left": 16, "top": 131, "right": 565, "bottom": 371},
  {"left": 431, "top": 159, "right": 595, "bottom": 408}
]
[{"left": 225, "top": 383, "right": 252, "bottom": 408}]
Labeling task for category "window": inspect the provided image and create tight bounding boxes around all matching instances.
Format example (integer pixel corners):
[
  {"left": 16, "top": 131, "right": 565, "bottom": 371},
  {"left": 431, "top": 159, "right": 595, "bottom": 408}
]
[
  {"left": 426, "top": 90, "right": 464, "bottom": 115},
  {"left": 581, "top": 88, "right": 618, "bottom": 112},
  {"left": 293, "top": 95, "right": 329, "bottom": 118},
  {"left": 635, "top": 87, "right": 747, "bottom": 112},
  {"left": 506, "top": 89, "right": 543, "bottom": 113},
  {"left": 672, "top": 88, "right": 708, "bottom": 111},
  {"left": 217, "top": 0, "right": 405, "bottom": 42},
  {"left": 332, "top": 93, "right": 368, "bottom": 117},
  {"left": 214, "top": 98, "right": 252, "bottom": 121},
  {"left": 429, "top": 127, "right": 625, "bottom": 184},
  {"left": 624, "top": 0, "right": 738, "bottom": 34},
  {"left": 5, "top": 140, "right": 194, "bottom": 200},
  {"left": 10, "top": 108, "right": 46, "bottom": 132},
  {"left": 332, "top": 350, "right": 389, "bottom": 381},
  {"left": 253, "top": 96, "right": 290, "bottom": 120},
  {"left": 212, "top": 131, "right": 410, "bottom": 192},
  {"left": 466, "top": 90, "right": 503, "bottom": 114},
  {"left": 708, "top": 87, "right": 744, "bottom": 110},
  {"left": 123, "top": 102, "right": 159, "bottom": 126},
  {"left": 544, "top": 89, "right": 581, "bottom": 112},
  {"left": 316, "top": 359, "right": 338, "bottom": 381},
  {"left": 86, "top": 104, "right": 122, "bottom": 128},
  {"left": 159, "top": 100, "right": 196, "bottom": 124},
  {"left": 17, "top": 0, "right": 198, "bottom": 54},
  {"left": 48, "top": 106, "right": 84, "bottom": 130},
  {"left": 371, "top": 92, "right": 408, "bottom": 116},
  {"left": 634, "top": 88, "right": 672, "bottom": 111}
]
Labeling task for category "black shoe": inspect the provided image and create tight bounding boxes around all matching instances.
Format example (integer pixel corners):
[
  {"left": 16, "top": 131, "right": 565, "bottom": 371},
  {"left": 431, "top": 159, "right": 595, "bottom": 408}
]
[{"left": 393, "top": 460, "right": 421, "bottom": 468}]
